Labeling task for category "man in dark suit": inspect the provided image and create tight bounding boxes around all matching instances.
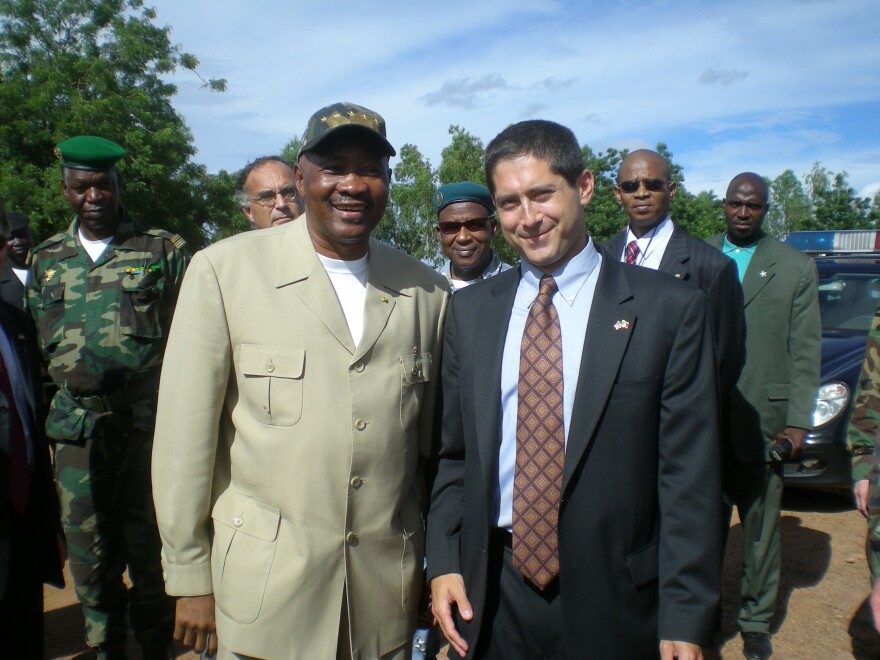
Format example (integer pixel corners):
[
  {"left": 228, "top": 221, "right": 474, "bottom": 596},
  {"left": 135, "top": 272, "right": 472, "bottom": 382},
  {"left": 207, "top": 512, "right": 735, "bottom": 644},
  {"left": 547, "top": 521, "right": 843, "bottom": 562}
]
[
  {"left": 0, "top": 201, "right": 64, "bottom": 658},
  {"left": 427, "top": 121, "right": 722, "bottom": 659},
  {"left": 0, "top": 211, "right": 34, "bottom": 309},
  {"left": 602, "top": 149, "right": 744, "bottom": 397},
  {"left": 706, "top": 173, "right": 821, "bottom": 660}
]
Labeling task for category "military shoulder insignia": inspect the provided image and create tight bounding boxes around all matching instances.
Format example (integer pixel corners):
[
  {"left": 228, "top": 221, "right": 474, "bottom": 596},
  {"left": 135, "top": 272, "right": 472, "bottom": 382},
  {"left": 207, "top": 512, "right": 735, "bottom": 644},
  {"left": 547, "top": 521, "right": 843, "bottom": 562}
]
[{"left": 44, "top": 267, "right": 56, "bottom": 282}]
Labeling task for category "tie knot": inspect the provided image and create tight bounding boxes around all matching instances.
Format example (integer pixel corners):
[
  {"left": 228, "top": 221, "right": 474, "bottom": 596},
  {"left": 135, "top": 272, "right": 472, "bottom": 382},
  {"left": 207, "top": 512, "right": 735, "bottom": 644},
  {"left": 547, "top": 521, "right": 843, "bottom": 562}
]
[
  {"left": 538, "top": 275, "right": 558, "bottom": 298},
  {"left": 625, "top": 240, "right": 640, "bottom": 265}
]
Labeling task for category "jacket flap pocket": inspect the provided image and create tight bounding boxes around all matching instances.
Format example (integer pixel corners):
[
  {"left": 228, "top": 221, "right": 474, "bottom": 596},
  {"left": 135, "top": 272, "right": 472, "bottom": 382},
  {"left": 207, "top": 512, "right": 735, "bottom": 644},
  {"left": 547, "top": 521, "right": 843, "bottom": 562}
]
[
  {"left": 767, "top": 383, "right": 790, "bottom": 400},
  {"left": 626, "top": 540, "right": 659, "bottom": 588},
  {"left": 41, "top": 282, "right": 65, "bottom": 305},
  {"left": 240, "top": 344, "right": 304, "bottom": 379},
  {"left": 211, "top": 491, "right": 281, "bottom": 542},
  {"left": 400, "top": 352, "right": 431, "bottom": 385}
]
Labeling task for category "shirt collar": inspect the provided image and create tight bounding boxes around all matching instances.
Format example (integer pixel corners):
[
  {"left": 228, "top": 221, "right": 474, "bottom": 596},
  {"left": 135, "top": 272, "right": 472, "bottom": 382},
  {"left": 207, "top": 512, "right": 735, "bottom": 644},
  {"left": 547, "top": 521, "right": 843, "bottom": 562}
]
[
  {"left": 625, "top": 215, "right": 673, "bottom": 247},
  {"left": 722, "top": 234, "right": 758, "bottom": 254},
  {"left": 520, "top": 238, "right": 600, "bottom": 307}
]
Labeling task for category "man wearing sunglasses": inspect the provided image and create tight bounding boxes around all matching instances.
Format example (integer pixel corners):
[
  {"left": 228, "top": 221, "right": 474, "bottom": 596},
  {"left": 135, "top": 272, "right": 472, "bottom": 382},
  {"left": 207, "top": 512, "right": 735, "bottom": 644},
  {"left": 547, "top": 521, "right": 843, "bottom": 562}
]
[
  {"left": 603, "top": 150, "right": 744, "bottom": 408},
  {"left": 234, "top": 155, "right": 304, "bottom": 230},
  {"left": 433, "top": 182, "right": 511, "bottom": 290}
]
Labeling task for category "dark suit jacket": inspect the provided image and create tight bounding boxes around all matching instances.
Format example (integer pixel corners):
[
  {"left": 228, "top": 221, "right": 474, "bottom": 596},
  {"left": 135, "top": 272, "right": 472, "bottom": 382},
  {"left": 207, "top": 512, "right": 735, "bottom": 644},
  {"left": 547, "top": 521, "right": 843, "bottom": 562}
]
[
  {"left": 603, "top": 224, "right": 745, "bottom": 395},
  {"left": 0, "top": 261, "right": 26, "bottom": 310},
  {"left": 0, "top": 301, "right": 63, "bottom": 600},
  {"left": 426, "top": 254, "right": 722, "bottom": 658},
  {"left": 706, "top": 232, "right": 821, "bottom": 462}
]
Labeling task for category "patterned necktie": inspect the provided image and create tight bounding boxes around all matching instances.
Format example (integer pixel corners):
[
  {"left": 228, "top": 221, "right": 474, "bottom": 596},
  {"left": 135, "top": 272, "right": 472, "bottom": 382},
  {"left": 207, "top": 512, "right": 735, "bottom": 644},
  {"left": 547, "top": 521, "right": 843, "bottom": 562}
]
[
  {"left": 0, "top": 350, "right": 29, "bottom": 515},
  {"left": 625, "top": 240, "right": 640, "bottom": 265},
  {"left": 513, "top": 274, "right": 565, "bottom": 590}
]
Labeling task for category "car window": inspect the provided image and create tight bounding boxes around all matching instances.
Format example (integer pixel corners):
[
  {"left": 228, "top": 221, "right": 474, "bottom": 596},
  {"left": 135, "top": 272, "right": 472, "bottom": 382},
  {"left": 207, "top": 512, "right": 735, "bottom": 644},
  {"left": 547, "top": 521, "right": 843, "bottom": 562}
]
[{"left": 818, "top": 271, "right": 880, "bottom": 334}]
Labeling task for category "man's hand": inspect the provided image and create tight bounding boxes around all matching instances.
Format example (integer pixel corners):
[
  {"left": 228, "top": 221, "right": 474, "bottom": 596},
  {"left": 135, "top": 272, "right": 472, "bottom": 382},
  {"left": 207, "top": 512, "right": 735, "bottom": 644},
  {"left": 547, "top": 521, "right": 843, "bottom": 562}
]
[
  {"left": 660, "top": 640, "right": 703, "bottom": 660},
  {"left": 871, "top": 580, "right": 880, "bottom": 632},
  {"left": 778, "top": 426, "right": 809, "bottom": 458},
  {"left": 855, "top": 479, "right": 871, "bottom": 517},
  {"left": 431, "top": 573, "right": 473, "bottom": 658},
  {"left": 175, "top": 594, "right": 217, "bottom": 656}
]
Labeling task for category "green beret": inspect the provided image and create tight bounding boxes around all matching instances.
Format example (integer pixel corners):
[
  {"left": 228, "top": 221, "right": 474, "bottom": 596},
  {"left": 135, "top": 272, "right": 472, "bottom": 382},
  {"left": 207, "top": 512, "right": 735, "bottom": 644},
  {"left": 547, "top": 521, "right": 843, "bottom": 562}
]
[
  {"left": 433, "top": 181, "right": 495, "bottom": 214},
  {"left": 298, "top": 102, "right": 395, "bottom": 158},
  {"left": 54, "top": 136, "right": 126, "bottom": 171}
]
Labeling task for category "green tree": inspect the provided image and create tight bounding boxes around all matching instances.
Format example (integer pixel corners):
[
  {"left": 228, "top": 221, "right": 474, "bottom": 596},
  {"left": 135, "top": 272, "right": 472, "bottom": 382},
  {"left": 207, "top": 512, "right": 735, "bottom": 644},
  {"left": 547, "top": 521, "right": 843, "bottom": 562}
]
[
  {"left": 581, "top": 145, "right": 626, "bottom": 243},
  {"left": 765, "top": 169, "right": 812, "bottom": 238},
  {"left": 805, "top": 164, "right": 871, "bottom": 231},
  {"left": 377, "top": 144, "right": 438, "bottom": 262},
  {"left": 280, "top": 137, "right": 301, "bottom": 164},
  {"left": 436, "top": 125, "right": 485, "bottom": 185},
  {"left": 0, "top": 0, "right": 226, "bottom": 248}
]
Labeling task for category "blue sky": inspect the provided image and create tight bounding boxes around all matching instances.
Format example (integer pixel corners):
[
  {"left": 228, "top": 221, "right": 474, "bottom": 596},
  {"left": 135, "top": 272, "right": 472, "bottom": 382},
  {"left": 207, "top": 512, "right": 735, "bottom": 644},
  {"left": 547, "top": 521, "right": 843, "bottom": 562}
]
[{"left": 150, "top": 0, "right": 880, "bottom": 199}]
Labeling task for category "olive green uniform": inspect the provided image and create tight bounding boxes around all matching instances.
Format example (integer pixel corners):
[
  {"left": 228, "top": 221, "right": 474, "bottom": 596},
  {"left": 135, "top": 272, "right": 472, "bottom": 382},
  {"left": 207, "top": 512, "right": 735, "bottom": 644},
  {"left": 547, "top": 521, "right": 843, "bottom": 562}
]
[
  {"left": 848, "top": 310, "right": 880, "bottom": 580},
  {"left": 26, "top": 214, "right": 188, "bottom": 656}
]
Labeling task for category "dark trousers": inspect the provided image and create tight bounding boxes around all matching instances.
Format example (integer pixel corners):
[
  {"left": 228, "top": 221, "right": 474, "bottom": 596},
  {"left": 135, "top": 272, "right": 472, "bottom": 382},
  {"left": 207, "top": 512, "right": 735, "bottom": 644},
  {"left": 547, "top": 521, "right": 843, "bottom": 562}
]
[
  {"left": 0, "top": 502, "right": 45, "bottom": 659},
  {"left": 474, "top": 531, "right": 566, "bottom": 660}
]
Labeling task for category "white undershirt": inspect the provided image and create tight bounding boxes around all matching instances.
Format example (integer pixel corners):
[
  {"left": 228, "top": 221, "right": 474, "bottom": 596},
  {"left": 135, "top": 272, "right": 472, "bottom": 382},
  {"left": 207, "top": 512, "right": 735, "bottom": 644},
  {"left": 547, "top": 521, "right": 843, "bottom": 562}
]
[
  {"left": 78, "top": 229, "right": 112, "bottom": 261},
  {"left": 316, "top": 253, "right": 368, "bottom": 346},
  {"left": 11, "top": 267, "right": 28, "bottom": 286}
]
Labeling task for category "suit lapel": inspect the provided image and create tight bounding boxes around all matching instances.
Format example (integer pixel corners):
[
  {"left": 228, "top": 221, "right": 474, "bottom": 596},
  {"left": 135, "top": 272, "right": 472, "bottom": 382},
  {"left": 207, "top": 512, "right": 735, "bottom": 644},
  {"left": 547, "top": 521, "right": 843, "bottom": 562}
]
[
  {"left": 275, "top": 219, "right": 357, "bottom": 354},
  {"left": 603, "top": 231, "right": 625, "bottom": 262},
  {"left": 0, "top": 307, "right": 37, "bottom": 417},
  {"left": 476, "top": 271, "right": 518, "bottom": 487},
  {"left": 562, "top": 261, "right": 636, "bottom": 492},
  {"left": 658, "top": 226, "right": 690, "bottom": 281},
  {"left": 353, "top": 242, "right": 398, "bottom": 364},
  {"left": 741, "top": 235, "right": 776, "bottom": 306}
]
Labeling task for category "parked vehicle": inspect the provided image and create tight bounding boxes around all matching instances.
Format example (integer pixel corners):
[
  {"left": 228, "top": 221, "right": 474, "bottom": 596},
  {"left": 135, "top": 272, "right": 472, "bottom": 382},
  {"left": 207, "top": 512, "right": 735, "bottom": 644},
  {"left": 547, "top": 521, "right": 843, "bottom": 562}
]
[{"left": 782, "top": 230, "right": 880, "bottom": 490}]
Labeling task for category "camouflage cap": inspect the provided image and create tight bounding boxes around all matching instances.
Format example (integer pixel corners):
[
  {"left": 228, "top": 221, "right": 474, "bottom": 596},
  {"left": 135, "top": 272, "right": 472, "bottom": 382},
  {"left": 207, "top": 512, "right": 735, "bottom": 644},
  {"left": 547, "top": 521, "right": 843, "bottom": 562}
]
[
  {"left": 54, "top": 136, "right": 126, "bottom": 171},
  {"left": 433, "top": 181, "right": 495, "bottom": 214},
  {"left": 298, "top": 102, "right": 395, "bottom": 159}
]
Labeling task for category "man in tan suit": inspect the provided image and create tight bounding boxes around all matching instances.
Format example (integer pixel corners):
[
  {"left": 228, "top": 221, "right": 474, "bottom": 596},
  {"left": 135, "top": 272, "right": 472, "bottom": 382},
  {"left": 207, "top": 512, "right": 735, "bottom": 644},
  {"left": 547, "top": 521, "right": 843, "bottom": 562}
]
[{"left": 152, "top": 102, "right": 449, "bottom": 659}]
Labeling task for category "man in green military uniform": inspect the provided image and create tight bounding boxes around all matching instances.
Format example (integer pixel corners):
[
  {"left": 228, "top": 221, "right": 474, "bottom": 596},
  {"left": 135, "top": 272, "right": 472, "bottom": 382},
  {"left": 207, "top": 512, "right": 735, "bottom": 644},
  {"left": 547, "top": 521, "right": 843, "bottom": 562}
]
[
  {"left": 26, "top": 136, "right": 188, "bottom": 659},
  {"left": 847, "top": 310, "right": 880, "bottom": 633}
]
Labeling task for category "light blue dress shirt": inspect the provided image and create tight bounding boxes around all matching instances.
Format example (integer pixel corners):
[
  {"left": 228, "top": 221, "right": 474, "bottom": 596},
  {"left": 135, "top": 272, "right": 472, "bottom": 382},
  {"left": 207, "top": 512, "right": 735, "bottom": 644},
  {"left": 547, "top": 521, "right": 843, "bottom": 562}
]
[{"left": 495, "top": 240, "right": 602, "bottom": 529}]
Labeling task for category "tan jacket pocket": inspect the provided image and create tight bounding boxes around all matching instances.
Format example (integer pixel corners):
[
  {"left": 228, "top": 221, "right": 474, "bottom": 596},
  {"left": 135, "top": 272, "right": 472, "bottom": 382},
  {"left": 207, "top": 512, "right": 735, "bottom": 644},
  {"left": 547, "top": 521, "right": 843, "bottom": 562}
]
[
  {"left": 211, "top": 491, "right": 281, "bottom": 624},
  {"left": 239, "top": 344, "right": 304, "bottom": 426}
]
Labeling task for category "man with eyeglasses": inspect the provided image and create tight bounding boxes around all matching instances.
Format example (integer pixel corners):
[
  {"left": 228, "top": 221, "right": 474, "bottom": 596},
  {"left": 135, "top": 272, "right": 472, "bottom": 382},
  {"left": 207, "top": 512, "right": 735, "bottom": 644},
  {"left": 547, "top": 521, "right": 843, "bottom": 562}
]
[
  {"left": 433, "top": 182, "right": 511, "bottom": 290},
  {"left": 707, "top": 172, "right": 820, "bottom": 660},
  {"left": 234, "top": 156, "right": 304, "bottom": 230}
]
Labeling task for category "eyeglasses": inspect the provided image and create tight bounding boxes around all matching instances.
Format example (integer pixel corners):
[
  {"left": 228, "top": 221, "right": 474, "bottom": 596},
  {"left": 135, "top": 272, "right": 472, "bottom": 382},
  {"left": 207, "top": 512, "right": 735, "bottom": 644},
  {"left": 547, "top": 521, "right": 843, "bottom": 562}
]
[
  {"left": 725, "top": 200, "right": 765, "bottom": 211},
  {"left": 249, "top": 187, "right": 299, "bottom": 208},
  {"left": 617, "top": 178, "right": 669, "bottom": 193},
  {"left": 436, "top": 218, "right": 493, "bottom": 235}
]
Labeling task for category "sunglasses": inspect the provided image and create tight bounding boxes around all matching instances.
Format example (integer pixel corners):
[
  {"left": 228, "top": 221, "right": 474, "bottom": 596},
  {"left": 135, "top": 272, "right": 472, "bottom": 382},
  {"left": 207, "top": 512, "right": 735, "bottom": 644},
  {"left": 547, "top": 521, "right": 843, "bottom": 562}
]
[
  {"left": 617, "top": 178, "right": 669, "bottom": 193},
  {"left": 436, "top": 218, "right": 492, "bottom": 235}
]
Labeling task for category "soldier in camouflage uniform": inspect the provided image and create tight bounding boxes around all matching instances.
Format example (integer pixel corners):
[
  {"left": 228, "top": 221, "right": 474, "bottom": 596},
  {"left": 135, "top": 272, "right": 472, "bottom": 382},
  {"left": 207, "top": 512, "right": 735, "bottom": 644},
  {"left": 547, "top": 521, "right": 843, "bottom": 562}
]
[
  {"left": 847, "top": 308, "right": 880, "bottom": 634},
  {"left": 26, "top": 136, "right": 188, "bottom": 659}
]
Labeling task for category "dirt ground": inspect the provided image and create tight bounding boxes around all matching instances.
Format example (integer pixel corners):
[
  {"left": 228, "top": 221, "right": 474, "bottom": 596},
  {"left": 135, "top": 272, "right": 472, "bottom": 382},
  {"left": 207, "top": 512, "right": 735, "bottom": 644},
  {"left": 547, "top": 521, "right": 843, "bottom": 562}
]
[{"left": 44, "top": 489, "right": 879, "bottom": 659}]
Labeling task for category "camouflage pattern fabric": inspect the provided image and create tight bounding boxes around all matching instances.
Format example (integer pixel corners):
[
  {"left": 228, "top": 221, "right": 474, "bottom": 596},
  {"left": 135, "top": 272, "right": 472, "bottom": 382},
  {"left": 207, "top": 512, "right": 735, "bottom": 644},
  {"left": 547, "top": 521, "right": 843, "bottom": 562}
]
[
  {"left": 847, "top": 308, "right": 880, "bottom": 580},
  {"left": 26, "top": 214, "right": 188, "bottom": 655}
]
